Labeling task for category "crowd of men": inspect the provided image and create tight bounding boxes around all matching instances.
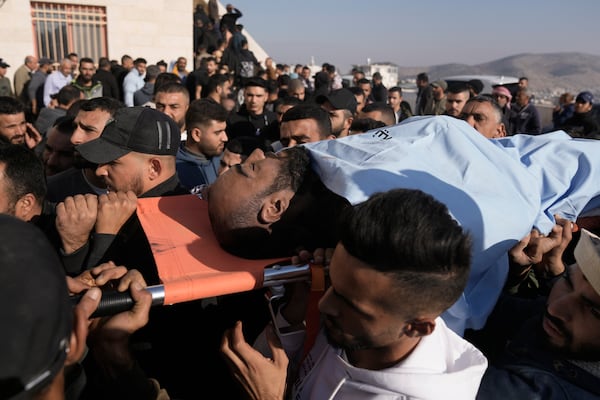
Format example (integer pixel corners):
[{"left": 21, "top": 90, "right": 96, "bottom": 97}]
[{"left": 2, "top": 3, "right": 600, "bottom": 398}]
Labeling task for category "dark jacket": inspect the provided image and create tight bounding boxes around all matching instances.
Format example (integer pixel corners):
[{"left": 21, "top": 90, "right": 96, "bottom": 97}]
[
  {"left": 175, "top": 142, "right": 220, "bottom": 190},
  {"left": 226, "top": 104, "right": 278, "bottom": 145},
  {"left": 510, "top": 103, "right": 542, "bottom": 134},
  {"left": 93, "top": 69, "right": 120, "bottom": 100}
]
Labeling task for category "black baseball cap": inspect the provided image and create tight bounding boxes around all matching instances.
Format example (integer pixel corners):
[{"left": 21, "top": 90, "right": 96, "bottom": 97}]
[
  {"left": 316, "top": 88, "right": 358, "bottom": 114},
  {"left": 0, "top": 215, "right": 72, "bottom": 398},
  {"left": 0, "top": 58, "right": 10, "bottom": 68},
  {"left": 77, "top": 106, "right": 180, "bottom": 164}
]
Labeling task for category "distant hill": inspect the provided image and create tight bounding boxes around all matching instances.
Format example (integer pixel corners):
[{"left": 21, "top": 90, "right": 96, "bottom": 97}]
[{"left": 396, "top": 52, "right": 600, "bottom": 97}]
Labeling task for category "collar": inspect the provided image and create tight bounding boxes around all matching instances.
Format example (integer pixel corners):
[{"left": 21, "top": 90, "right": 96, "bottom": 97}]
[{"left": 140, "top": 174, "right": 186, "bottom": 198}]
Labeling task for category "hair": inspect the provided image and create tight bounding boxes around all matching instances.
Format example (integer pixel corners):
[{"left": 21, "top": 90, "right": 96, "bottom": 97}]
[
  {"left": 0, "top": 145, "right": 46, "bottom": 207},
  {"left": 446, "top": 83, "right": 470, "bottom": 96},
  {"left": 153, "top": 73, "right": 182, "bottom": 95},
  {"left": 361, "top": 102, "right": 396, "bottom": 126},
  {"left": 57, "top": 85, "right": 82, "bottom": 106},
  {"left": 357, "top": 78, "right": 371, "bottom": 86},
  {"left": 52, "top": 115, "right": 76, "bottom": 136},
  {"left": 388, "top": 86, "right": 403, "bottom": 96},
  {"left": 517, "top": 87, "right": 531, "bottom": 97},
  {"left": 417, "top": 72, "right": 429, "bottom": 82},
  {"left": 121, "top": 54, "right": 132, "bottom": 64},
  {"left": 203, "top": 73, "right": 230, "bottom": 97},
  {"left": 287, "top": 79, "right": 304, "bottom": 93},
  {"left": 0, "top": 96, "right": 25, "bottom": 115},
  {"left": 154, "top": 82, "right": 189, "bottom": 103},
  {"left": 465, "top": 96, "right": 504, "bottom": 124},
  {"left": 79, "top": 96, "right": 123, "bottom": 116},
  {"left": 281, "top": 103, "right": 332, "bottom": 139},
  {"left": 98, "top": 57, "right": 111, "bottom": 69},
  {"left": 79, "top": 57, "right": 94, "bottom": 66},
  {"left": 348, "top": 86, "right": 365, "bottom": 97},
  {"left": 350, "top": 117, "right": 386, "bottom": 134},
  {"left": 274, "top": 96, "right": 302, "bottom": 110},
  {"left": 338, "top": 189, "right": 472, "bottom": 316},
  {"left": 67, "top": 52, "right": 78, "bottom": 58},
  {"left": 519, "top": 76, "right": 528, "bottom": 81},
  {"left": 133, "top": 58, "right": 147, "bottom": 65},
  {"left": 156, "top": 59, "right": 168, "bottom": 68},
  {"left": 225, "top": 136, "right": 266, "bottom": 156},
  {"left": 186, "top": 98, "right": 228, "bottom": 129}
]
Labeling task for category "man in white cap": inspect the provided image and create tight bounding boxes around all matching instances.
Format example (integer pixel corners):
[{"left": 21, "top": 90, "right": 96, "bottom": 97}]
[{"left": 476, "top": 223, "right": 600, "bottom": 399}]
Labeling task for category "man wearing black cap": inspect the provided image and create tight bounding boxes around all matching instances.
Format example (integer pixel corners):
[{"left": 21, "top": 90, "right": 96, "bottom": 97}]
[
  {"left": 75, "top": 106, "right": 188, "bottom": 282},
  {"left": 559, "top": 91, "right": 600, "bottom": 138},
  {"left": 0, "top": 58, "right": 13, "bottom": 97},
  {"left": 316, "top": 88, "right": 357, "bottom": 138}
]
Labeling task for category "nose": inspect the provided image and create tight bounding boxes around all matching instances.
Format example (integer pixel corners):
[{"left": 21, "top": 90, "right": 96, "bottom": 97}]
[
  {"left": 95, "top": 164, "right": 108, "bottom": 177},
  {"left": 546, "top": 289, "right": 575, "bottom": 324},
  {"left": 244, "top": 148, "right": 265, "bottom": 163},
  {"left": 317, "top": 287, "right": 338, "bottom": 317},
  {"left": 463, "top": 115, "right": 476, "bottom": 127}
]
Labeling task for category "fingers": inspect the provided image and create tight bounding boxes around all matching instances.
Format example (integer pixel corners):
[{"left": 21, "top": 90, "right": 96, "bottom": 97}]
[{"left": 266, "top": 323, "right": 289, "bottom": 370}]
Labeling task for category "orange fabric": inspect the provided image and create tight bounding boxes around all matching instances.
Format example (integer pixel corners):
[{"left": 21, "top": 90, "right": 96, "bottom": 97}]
[{"left": 136, "top": 195, "right": 285, "bottom": 305}]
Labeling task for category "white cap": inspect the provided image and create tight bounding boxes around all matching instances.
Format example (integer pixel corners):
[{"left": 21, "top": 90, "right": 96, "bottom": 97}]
[{"left": 574, "top": 229, "right": 600, "bottom": 296}]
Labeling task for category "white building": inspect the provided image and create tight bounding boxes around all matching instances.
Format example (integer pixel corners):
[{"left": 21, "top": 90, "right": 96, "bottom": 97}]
[
  {"left": 355, "top": 61, "right": 399, "bottom": 88},
  {"left": 0, "top": 0, "right": 268, "bottom": 81}
]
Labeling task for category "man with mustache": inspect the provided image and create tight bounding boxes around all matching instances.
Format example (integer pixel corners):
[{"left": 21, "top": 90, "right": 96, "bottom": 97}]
[{"left": 475, "top": 224, "right": 600, "bottom": 399}]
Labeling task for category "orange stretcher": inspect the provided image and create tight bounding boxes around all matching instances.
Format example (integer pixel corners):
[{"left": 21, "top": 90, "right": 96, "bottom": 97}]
[{"left": 134, "top": 194, "right": 313, "bottom": 305}]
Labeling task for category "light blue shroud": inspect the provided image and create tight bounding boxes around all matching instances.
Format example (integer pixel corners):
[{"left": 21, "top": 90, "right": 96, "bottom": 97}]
[{"left": 301, "top": 116, "right": 600, "bottom": 335}]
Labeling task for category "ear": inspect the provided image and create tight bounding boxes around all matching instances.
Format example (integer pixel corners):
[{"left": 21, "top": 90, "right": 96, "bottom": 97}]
[
  {"left": 258, "top": 189, "right": 294, "bottom": 226},
  {"left": 65, "top": 311, "right": 90, "bottom": 366},
  {"left": 494, "top": 123, "right": 507, "bottom": 138},
  {"left": 14, "top": 193, "right": 36, "bottom": 221},
  {"left": 344, "top": 116, "right": 354, "bottom": 130},
  {"left": 403, "top": 317, "right": 436, "bottom": 338},
  {"left": 189, "top": 126, "right": 203, "bottom": 142},
  {"left": 147, "top": 157, "right": 162, "bottom": 180}
]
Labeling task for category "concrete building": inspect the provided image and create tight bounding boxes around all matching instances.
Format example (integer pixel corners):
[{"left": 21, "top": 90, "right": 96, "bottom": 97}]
[{"left": 0, "top": 0, "right": 268, "bottom": 81}]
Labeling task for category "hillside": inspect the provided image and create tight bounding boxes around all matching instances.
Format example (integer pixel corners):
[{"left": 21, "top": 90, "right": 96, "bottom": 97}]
[{"left": 396, "top": 52, "right": 600, "bottom": 97}]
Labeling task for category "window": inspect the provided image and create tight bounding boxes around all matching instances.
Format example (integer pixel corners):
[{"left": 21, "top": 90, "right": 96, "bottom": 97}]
[{"left": 31, "top": 2, "right": 107, "bottom": 62}]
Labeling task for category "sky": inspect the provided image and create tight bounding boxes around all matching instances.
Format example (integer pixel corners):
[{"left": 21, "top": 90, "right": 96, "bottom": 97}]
[{"left": 228, "top": 0, "right": 600, "bottom": 74}]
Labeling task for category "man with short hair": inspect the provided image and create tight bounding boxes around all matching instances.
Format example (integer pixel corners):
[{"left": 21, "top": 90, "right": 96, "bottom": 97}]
[
  {"left": 348, "top": 86, "right": 366, "bottom": 114},
  {"left": 510, "top": 88, "right": 541, "bottom": 134},
  {"left": 111, "top": 54, "right": 133, "bottom": 100},
  {"left": 286, "top": 78, "right": 306, "bottom": 101},
  {"left": 43, "top": 58, "right": 73, "bottom": 106},
  {"left": 154, "top": 82, "right": 190, "bottom": 135},
  {"left": 46, "top": 96, "right": 122, "bottom": 202},
  {"left": 172, "top": 56, "right": 189, "bottom": 84},
  {"left": 359, "top": 102, "right": 396, "bottom": 126},
  {"left": 459, "top": 96, "right": 507, "bottom": 139},
  {"left": 123, "top": 57, "right": 147, "bottom": 107},
  {"left": 221, "top": 188, "right": 487, "bottom": 399},
  {"left": 475, "top": 226, "right": 600, "bottom": 399},
  {"left": 415, "top": 72, "right": 433, "bottom": 116},
  {"left": 13, "top": 55, "right": 38, "bottom": 98},
  {"left": 133, "top": 64, "right": 160, "bottom": 106},
  {"left": 34, "top": 84, "right": 81, "bottom": 136},
  {"left": 0, "top": 58, "right": 13, "bottom": 97},
  {"left": 93, "top": 57, "right": 120, "bottom": 99},
  {"left": 559, "top": 91, "right": 600, "bottom": 138},
  {"left": 203, "top": 73, "right": 232, "bottom": 105},
  {"left": 0, "top": 96, "right": 41, "bottom": 149},
  {"left": 423, "top": 80, "right": 447, "bottom": 115},
  {"left": 387, "top": 86, "right": 412, "bottom": 123},
  {"left": 177, "top": 99, "right": 229, "bottom": 189},
  {"left": 279, "top": 103, "right": 333, "bottom": 148},
  {"left": 42, "top": 115, "right": 75, "bottom": 176},
  {"left": 70, "top": 57, "right": 102, "bottom": 99},
  {"left": 370, "top": 71, "right": 387, "bottom": 103},
  {"left": 356, "top": 78, "right": 373, "bottom": 105},
  {"left": 28, "top": 57, "right": 53, "bottom": 115},
  {"left": 445, "top": 83, "right": 471, "bottom": 118},
  {"left": 316, "top": 88, "right": 357, "bottom": 138},
  {"left": 227, "top": 78, "right": 278, "bottom": 145}
]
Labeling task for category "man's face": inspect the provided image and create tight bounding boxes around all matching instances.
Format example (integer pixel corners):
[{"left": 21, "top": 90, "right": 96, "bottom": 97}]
[
  {"left": 354, "top": 94, "right": 366, "bottom": 113},
  {"left": 492, "top": 93, "right": 510, "bottom": 108},
  {"left": 358, "top": 83, "right": 371, "bottom": 99},
  {"left": 460, "top": 101, "right": 506, "bottom": 139},
  {"left": 193, "top": 120, "right": 228, "bottom": 157},
  {"left": 431, "top": 85, "right": 445, "bottom": 100},
  {"left": 123, "top": 58, "right": 134, "bottom": 70},
  {"left": 301, "top": 68, "right": 311, "bottom": 80},
  {"left": 288, "top": 87, "right": 305, "bottom": 101},
  {"left": 574, "top": 100, "right": 593, "bottom": 114},
  {"left": 217, "top": 81, "right": 232, "bottom": 101},
  {"left": 280, "top": 118, "right": 324, "bottom": 147},
  {"left": 43, "top": 127, "right": 74, "bottom": 176},
  {"left": 319, "top": 243, "right": 409, "bottom": 352},
  {"left": 518, "top": 79, "right": 528, "bottom": 88},
  {"left": 0, "top": 112, "right": 27, "bottom": 145},
  {"left": 135, "top": 62, "right": 147, "bottom": 76},
  {"left": 244, "top": 86, "right": 267, "bottom": 115},
  {"left": 71, "top": 109, "right": 112, "bottom": 146},
  {"left": 207, "top": 60, "right": 218, "bottom": 75},
  {"left": 321, "top": 101, "right": 350, "bottom": 137},
  {"left": 79, "top": 61, "right": 95, "bottom": 83},
  {"left": 95, "top": 152, "right": 147, "bottom": 195},
  {"left": 0, "top": 67, "right": 6, "bottom": 78},
  {"left": 155, "top": 92, "right": 189, "bottom": 131},
  {"left": 544, "top": 265, "right": 600, "bottom": 360},
  {"left": 445, "top": 91, "right": 470, "bottom": 117},
  {"left": 387, "top": 91, "right": 402, "bottom": 111},
  {"left": 26, "top": 57, "right": 39, "bottom": 71},
  {"left": 275, "top": 104, "right": 294, "bottom": 124},
  {"left": 515, "top": 91, "right": 529, "bottom": 107},
  {"left": 177, "top": 58, "right": 187, "bottom": 71},
  {"left": 218, "top": 148, "right": 243, "bottom": 176},
  {"left": 59, "top": 62, "right": 73, "bottom": 77}
]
